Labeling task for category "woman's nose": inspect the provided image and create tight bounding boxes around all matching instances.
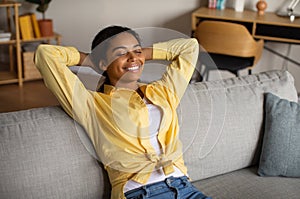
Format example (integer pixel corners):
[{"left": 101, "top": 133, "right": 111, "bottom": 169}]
[{"left": 127, "top": 51, "right": 137, "bottom": 61}]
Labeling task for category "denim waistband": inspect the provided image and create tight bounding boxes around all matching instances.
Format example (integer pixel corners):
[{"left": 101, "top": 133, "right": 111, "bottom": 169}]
[{"left": 124, "top": 176, "right": 189, "bottom": 197}]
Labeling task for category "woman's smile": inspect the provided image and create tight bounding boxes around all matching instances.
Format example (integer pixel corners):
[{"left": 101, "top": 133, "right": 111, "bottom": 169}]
[{"left": 124, "top": 63, "right": 141, "bottom": 72}]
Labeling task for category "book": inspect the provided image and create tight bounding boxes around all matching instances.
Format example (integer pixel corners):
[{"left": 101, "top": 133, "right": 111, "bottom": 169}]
[
  {"left": 19, "top": 14, "right": 34, "bottom": 40},
  {"left": 29, "top": 13, "right": 41, "bottom": 38},
  {"left": 0, "top": 32, "right": 11, "bottom": 42}
]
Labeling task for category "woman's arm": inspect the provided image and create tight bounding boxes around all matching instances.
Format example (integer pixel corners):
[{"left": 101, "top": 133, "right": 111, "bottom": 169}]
[
  {"left": 143, "top": 47, "right": 153, "bottom": 61},
  {"left": 78, "top": 52, "right": 89, "bottom": 66},
  {"left": 152, "top": 38, "right": 199, "bottom": 104},
  {"left": 77, "top": 52, "right": 102, "bottom": 73},
  {"left": 34, "top": 45, "right": 93, "bottom": 120}
]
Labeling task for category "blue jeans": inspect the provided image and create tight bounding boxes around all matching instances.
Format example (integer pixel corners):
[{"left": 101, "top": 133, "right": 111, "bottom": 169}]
[{"left": 125, "top": 176, "right": 212, "bottom": 199}]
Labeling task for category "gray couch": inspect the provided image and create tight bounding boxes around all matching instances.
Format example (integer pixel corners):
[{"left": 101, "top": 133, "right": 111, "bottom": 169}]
[{"left": 1, "top": 70, "right": 300, "bottom": 199}]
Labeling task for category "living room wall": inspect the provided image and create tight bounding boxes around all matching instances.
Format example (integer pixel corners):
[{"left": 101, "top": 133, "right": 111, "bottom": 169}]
[
  {"left": 46, "top": 0, "right": 300, "bottom": 94},
  {"left": 1, "top": 0, "right": 299, "bottom": 92},
  {"left": 44, "top": 0, "right": 288, "bottom": 50},
  {"left": 47, "top": 0, "right": 202, "bottom": 51}
]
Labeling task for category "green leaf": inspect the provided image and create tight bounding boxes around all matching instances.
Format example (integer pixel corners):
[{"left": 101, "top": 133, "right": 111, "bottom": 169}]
[
  {"left": 37, "top": 4, "right": 49, "bottom": 13},
  {"left": 25, "top": 0, "right": 52, "bottom": 6}
]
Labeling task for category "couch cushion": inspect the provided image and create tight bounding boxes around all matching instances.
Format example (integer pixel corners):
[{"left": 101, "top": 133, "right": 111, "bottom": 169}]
[
  {"left": 258, "top": 92, "right": 300, "bottom": 177},
  {"left": 178, "top": 70, "right": 298, "bottom": 181},
  {"left": 193, "top": 167, "right": 300, "bottom": 199},
  {"left": 0, "top": 106, "right": 110, "bottom": 199}
]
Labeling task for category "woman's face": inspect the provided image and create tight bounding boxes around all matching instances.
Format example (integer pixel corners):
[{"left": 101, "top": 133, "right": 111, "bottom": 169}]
[{"left": 102, "top": 32, "right": 145, "bottom": 88}]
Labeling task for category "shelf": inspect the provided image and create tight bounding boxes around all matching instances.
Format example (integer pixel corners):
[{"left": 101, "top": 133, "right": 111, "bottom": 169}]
[
  {"left": 0, "top": 2, "right": 22, "bottom": 86},
  {"left": 0, "top": 34, "right": 61, "bottom": 45},
  {"left": 0, "top": 1, "right": 21, "bottom": 8},
  {"left": 21, "top": 33, "right": 61, "bottom": 44},
  {"left": 0, "top": 71, "right": 18, "bottom": 84},
  {"left": 0, "top": 2, "right": 61, "bottom": 86},
  {"left": 0, "top": 40, "right": 16, "bottom": 45}
]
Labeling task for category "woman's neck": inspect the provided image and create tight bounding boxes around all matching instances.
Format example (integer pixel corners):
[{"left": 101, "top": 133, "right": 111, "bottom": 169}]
[{"left": 112, "top": 80, "right": 139, "bottom": 91}]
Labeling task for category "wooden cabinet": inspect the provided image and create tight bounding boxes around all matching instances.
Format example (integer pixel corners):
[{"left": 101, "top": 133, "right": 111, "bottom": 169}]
[{"left": 0, "top": 1, "right": 61, "bottom": 86}]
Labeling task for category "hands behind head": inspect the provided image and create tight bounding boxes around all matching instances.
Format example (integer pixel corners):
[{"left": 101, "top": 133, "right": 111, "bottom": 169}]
[{"left": 78, "top": 52, "right": 102, "bottom": 73}]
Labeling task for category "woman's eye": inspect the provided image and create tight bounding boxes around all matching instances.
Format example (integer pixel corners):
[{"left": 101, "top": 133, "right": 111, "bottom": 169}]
[
  {"left": 135, "top": 50, "right": 142, "bottom": 54},
  {"left": 116, "top": 52, "right": 127, "bottom": 57}
]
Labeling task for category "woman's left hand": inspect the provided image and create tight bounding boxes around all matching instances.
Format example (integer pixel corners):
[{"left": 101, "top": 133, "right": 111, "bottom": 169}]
[{"left": 142, "top": 47, "right": 153, "bottom": 61}]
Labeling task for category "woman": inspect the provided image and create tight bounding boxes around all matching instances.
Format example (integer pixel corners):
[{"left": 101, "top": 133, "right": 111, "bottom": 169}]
[{"left": 35, "top": 25, "right": 210, "bottom": 199}]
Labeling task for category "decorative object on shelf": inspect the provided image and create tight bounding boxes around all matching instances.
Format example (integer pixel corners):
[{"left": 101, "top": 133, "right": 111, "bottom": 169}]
[
  {"left": 22, "top": 51, "right": 42, "bottom": 80},
  {"left": 25, "top": 0, "right": 53, "bottom": 37},
  {"left": 208, "top": 0, "right": 226, "bottom": 10},
  {"left": 216, "top": 0, "right": 226, "bottom": 10},
  {"left": 234, "top": 0, "right": 245, "bottom": 12},
  {"left": 208, "top": 0, "right": 217, "bottom": 9},
  {"left": 256, "top": 0, "right": 267, "bottom": 15}
]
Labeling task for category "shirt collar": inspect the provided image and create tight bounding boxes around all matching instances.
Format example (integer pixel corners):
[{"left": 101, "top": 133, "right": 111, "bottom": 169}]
[{"left": 103, "top": 83, "right": 147, "bottom": 95}]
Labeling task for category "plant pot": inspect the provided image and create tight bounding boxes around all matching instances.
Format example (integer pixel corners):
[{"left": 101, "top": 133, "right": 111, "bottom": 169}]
[{"left": 38, "top": 19, "right": 54, "bottom": 37}]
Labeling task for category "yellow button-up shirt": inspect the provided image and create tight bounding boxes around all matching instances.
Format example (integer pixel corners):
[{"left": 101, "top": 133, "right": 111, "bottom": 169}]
[{"left": 35, "top": 38, "right": 199, "bottom": 199}]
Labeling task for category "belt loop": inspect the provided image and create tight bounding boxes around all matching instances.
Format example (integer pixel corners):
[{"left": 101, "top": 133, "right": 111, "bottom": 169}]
[
  {"left": 165, "top": 177, "right": 180, "bottom": 199},
  {"left": 181, "top": 176, "right": 188, "bottom": 186},
  {"left": 165, "top": 177, "right": 171, "bottom": 187},
  {"left": 142, "top": 186, "right": 150, "bottom": 198}
]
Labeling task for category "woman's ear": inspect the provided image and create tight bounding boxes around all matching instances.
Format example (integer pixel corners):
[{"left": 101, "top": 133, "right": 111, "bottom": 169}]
[{"left": 99, "top": 60, "right": 108, "bottom": 71}]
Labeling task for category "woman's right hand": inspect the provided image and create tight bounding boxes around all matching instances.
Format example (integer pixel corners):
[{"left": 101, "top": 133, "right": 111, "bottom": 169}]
[{"left": 78, "top": 52, "right": 90, "bottom": 66}]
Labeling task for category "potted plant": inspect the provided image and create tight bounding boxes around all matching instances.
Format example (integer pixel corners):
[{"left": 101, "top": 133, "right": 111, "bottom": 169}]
[{"left": 25, "top": 0, "right": 54, "bottom": 37}]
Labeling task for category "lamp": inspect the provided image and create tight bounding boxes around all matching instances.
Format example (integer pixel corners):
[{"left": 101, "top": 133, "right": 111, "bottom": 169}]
[{"left": 277, "top": 0, "right": 300, "bottom": 22}]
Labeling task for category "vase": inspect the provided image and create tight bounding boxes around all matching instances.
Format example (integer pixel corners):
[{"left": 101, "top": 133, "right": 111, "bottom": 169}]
[
  {"left": 256, "top": 0, "right": 267, "bottom": 15},
  {"left": 38, "top": 19, "right": 54, "bottom": 37},
  {"left": 235, "top": 0, "right": 245, "bottom": 12}
]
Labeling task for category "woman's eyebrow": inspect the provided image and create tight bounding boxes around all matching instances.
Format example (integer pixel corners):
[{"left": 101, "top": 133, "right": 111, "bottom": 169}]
[{"left": 112, "top": 44, "right": 141, "bottom": 52}]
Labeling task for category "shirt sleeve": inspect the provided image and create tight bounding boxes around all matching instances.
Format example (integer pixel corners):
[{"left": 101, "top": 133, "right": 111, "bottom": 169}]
[
  {"left": 34, "top": 44, "right": 93, "bottom": 121},
  {"left": 152, "top": 38, "right": 199, "bottom": 104}
]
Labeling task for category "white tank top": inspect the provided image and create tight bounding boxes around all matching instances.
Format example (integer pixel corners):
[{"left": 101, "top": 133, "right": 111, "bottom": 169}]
[{"left": 124, "top": 98, "right": 184, "bottom": 193}]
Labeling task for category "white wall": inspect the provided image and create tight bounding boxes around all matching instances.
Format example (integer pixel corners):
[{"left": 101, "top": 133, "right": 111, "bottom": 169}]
[
  {"left": 1, "top": 0, "right": 300, "bottom": 92},
  {"left": 46, "top": 0, "right": 203, "bottom": 51}
]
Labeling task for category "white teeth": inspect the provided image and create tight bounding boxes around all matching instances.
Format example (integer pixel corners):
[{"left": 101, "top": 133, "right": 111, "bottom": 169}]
[{"left": 127, "top": 66, "right": 139, "bottom": 71}]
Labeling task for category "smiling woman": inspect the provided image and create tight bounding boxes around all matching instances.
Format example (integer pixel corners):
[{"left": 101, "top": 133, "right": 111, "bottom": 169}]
[{"left": 34, "top": 25, "right": 209, "bottom": 199}]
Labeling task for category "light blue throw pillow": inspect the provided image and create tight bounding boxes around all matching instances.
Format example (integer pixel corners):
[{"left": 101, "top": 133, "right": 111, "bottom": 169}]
[{"left": 258, "top": 92, "right": 300, "bottom": 177}]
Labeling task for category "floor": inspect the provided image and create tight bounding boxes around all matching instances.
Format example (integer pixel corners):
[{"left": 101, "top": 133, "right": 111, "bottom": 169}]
[{"left": 0, "top": 80, "right": 59, "bottom": 113}]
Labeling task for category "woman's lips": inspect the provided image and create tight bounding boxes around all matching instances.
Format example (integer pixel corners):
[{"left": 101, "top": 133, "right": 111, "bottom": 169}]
[{"left": 124, "top": 64, "right": 141, "bottom": 72}]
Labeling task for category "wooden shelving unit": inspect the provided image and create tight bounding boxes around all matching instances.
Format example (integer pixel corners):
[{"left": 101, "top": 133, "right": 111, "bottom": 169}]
[
  {"left": 0, "top": 1, "right": 22, "bottom": 86},
  {"left": 0, "top": 1, "right": 61, "bottom": 86}
]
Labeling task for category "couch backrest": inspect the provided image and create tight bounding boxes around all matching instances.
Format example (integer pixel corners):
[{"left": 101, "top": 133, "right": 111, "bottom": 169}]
[
  {"left": 0, "top": 106, "right": 110, "bottom": 199},
  {"left": 179, "top": 70, "right": 298, "bottom": 181}
]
